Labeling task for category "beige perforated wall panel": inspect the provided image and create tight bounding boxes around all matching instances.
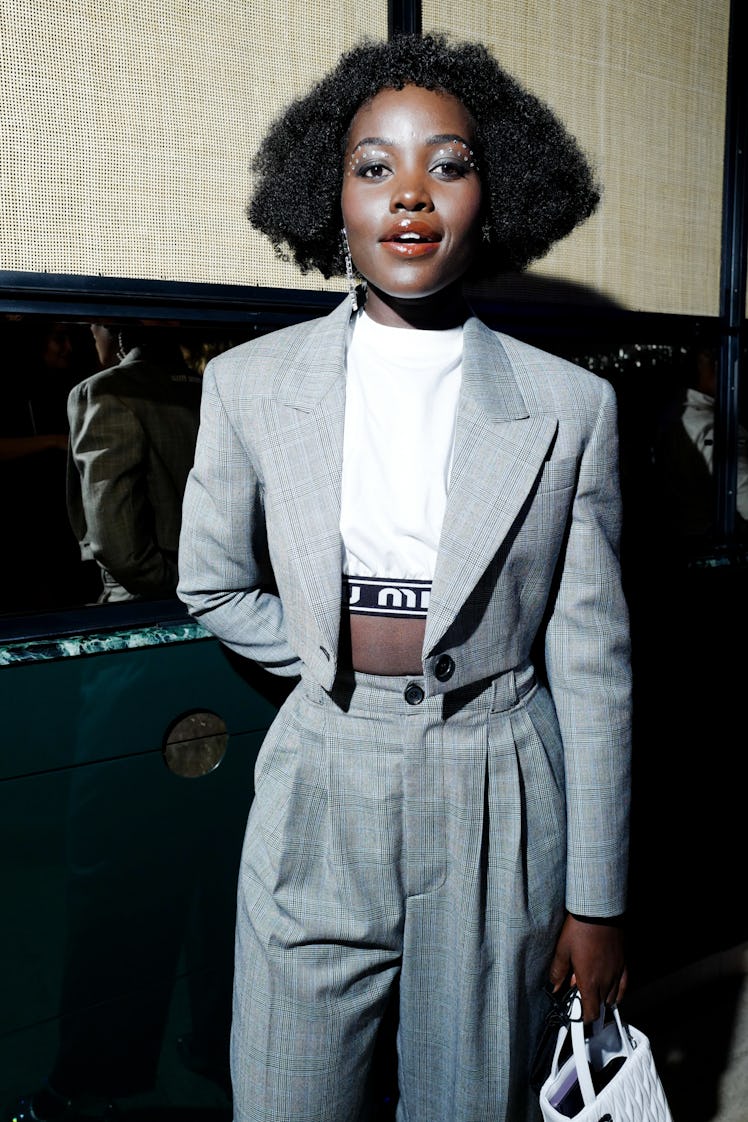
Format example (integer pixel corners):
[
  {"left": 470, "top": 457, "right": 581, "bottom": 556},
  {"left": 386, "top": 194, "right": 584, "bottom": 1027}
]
[
  {"left": 0, "top": 0, "right": 385, "bottom": 293},
  {"left": 424, "top": 0, "right": 729, "bottom": 315}
]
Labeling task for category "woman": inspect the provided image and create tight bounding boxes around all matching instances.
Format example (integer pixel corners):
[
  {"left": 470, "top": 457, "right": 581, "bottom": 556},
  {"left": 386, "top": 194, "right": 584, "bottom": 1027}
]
[{"left": 178, "top": 32, "right": 631, "bottom": 1122}]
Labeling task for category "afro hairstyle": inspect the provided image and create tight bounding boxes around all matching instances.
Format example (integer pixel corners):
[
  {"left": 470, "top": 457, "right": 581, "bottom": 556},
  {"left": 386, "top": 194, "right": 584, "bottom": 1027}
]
[{"left": 248, "top": 32, "right": 601, "bottom": 279}]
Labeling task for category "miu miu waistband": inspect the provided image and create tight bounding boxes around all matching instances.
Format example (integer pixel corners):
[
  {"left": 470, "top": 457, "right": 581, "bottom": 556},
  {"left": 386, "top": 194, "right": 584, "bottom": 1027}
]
[{"left": 343, "top": 575, "right": 431, "bottom": 619}]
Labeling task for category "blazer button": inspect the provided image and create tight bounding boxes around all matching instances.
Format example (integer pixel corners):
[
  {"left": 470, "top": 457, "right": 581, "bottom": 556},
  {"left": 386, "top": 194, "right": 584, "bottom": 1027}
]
[
  {"left": 404, "top": 683, "right": 425, "bottom": 706},
  {"left": 434, "top": 654, "right": 455, "bottom": 682}
]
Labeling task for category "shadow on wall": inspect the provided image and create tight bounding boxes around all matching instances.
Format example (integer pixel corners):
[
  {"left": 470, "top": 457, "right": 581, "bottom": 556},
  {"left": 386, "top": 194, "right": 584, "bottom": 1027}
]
[{"left": 466, "top": 269, "right": 625, "bottom": 309}]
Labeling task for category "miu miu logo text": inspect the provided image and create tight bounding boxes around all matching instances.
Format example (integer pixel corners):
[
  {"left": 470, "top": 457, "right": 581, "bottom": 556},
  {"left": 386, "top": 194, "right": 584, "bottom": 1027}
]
[{"left": 343, "top": 576, "right": 431, "bottom": 619}]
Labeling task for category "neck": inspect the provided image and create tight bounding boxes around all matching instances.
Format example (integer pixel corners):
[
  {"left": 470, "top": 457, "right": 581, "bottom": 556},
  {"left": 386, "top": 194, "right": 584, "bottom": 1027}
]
[{"left": 363, "top": 283, "right": 471, "bottom": 330}]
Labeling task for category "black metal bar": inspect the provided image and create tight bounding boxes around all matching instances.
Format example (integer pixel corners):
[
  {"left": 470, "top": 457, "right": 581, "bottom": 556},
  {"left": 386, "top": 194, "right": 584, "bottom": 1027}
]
[
  {"left": 715, "top": 0, "right": 748, "bottom": 545},
  {"left": 388, "top": 0, "right": 421, "bottom": 37},
  {"left": 0, "top": 269, "right": 341, "bottom": 326},
  {"left": 0, "top": 266, "right": 718, "bottom": 345}
]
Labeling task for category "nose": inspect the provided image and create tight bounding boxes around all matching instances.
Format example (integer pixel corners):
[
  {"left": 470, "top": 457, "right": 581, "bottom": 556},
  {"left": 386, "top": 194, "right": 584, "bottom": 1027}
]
[{"left": 391, "top": 170, "right": 433, "bottom": 213}]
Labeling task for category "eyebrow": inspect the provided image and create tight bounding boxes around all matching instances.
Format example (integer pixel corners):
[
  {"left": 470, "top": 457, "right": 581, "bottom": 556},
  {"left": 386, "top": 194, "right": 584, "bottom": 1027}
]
[
  {"left": 350, "top": 133, "right": 472, "bottom": 154},
  {"left": 429, "top": 134, "right": 472, "bottom": 146}
]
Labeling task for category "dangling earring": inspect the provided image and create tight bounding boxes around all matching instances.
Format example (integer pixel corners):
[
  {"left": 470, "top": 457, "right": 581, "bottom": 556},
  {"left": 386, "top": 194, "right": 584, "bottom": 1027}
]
[
  {"left": 341, "top": 227, "right": 366, "bottom": 312},
  {"left": 481, "top": 218, "right": 492, "bottom": 244}
]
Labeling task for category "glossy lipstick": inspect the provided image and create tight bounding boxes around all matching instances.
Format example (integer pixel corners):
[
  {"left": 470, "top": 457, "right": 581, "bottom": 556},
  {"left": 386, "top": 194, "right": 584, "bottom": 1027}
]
[{"left": 380, "top": 219, "right": 441, "bottom": 258}]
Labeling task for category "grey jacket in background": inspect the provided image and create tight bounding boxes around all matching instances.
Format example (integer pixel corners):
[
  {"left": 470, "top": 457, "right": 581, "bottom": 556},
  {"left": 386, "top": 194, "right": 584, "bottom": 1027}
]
[{"left": 67, "top": 345, "right": 202, "bottom": 600}]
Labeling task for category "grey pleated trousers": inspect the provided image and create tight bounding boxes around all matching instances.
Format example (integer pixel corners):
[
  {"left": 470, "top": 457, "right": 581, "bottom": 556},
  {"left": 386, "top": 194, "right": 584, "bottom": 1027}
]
[{"left": 230, "top": 664, "right": 565, "bottom": 1122}]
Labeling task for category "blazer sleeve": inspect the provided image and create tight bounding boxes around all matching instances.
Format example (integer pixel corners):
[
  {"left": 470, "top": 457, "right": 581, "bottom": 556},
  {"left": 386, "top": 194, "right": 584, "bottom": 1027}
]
[
  {"left": 67, "top": 381, "right": 178, "bottom": 597},
  {"left": 177, "top": 361, "right": 302, "bottom": 676},
  {"left": 543, "top": 378, "right": 632, "bottom": 918}
]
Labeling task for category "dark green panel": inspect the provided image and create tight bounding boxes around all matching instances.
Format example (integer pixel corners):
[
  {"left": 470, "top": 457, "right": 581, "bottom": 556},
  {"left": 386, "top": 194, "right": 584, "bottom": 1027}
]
[
  {"left": 1, "top": 724, "right": 264, "bottom": 1111},
  {"left": 0, "top": 635, "right": 286, "bottom": 1115},
  {"left": 0, "top": 638, "right": 281, "bottom": 781}
]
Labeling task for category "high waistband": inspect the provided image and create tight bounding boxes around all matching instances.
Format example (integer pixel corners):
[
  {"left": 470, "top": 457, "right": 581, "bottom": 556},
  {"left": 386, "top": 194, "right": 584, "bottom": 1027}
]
[{"left": 313, "top": 660, "right": 537, "bottom": 717}]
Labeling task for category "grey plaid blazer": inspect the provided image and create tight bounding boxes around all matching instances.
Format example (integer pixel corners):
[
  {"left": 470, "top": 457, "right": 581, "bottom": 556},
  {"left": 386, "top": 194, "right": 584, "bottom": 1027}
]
[{"left": 178, "top": 297, "right": 631, "bottom": 916}]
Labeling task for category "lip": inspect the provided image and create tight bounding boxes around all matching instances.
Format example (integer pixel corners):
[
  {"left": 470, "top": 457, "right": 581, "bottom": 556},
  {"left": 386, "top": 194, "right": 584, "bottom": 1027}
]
[
  {"left": 381, "top": 219, "right": 441, "bottom": 244},
  {"left": 380, "top": 241, "right": 441, "bottom": 258},
  {"left": 380, "top": 219, "right": 442, "bottom": 258}
]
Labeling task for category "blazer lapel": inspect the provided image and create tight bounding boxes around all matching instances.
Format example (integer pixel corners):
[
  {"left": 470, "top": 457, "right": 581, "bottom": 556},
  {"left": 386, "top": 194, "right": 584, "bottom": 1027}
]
[{"left": 425, "top": 318, "right": 558, "bottom": 656}]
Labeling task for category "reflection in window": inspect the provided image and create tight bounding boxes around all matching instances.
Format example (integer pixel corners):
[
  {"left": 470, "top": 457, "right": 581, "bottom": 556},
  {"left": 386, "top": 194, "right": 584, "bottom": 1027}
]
[
  {"left": 0, "top": 318, "right": 252, "bottom": 618},
  {"left": 658, "top": 346, "right": 747, "bottom": 540},
  {"left": 67, "top": 324, "right": 203, "bottom": 603},
  {"left": 567, "top": 340, "right": 748, "bottom": 558}
]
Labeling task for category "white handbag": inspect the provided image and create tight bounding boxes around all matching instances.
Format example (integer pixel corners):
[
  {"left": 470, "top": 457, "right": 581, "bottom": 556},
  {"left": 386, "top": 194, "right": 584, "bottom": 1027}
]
[{"left": 538, "top": 989, "right": 674, "bottom": 1122}]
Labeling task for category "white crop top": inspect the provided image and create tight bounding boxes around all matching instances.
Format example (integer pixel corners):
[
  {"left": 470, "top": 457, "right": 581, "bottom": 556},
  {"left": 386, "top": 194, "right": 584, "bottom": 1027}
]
[{"left": 340, "top": 310, "right": 463, "bottom": 617}]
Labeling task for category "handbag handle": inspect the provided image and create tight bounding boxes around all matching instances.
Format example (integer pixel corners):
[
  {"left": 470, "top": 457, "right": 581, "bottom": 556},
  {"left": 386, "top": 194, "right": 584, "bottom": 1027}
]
[{"left": 568, "top": 990, "right": 635, "bottom": 1107}]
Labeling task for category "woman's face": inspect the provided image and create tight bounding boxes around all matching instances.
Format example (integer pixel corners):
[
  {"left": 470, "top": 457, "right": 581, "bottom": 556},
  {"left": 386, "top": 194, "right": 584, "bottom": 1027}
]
[
  {"left": 341, "top": 84, "right": 482, "bottom": 325},
  {"left": 42, "top": 325, "right": 73, "bottom": 371}
]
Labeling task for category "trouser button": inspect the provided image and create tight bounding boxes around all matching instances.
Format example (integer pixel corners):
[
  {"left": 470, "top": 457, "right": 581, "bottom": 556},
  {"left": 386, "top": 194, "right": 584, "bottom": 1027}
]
[{"left": 404, "top": 682, "right": 425, "bottom": 706}]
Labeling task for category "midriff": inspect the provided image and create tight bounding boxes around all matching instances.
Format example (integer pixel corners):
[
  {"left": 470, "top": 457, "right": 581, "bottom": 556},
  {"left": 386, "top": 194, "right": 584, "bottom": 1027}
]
[{"left": 348, "top": 613, "right": 426, "bottom": 675}]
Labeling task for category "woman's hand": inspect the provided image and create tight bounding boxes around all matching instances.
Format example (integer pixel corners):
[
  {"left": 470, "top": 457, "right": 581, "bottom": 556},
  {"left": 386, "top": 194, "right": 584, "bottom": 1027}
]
[{"left": 548, "top": 913, "right": 627, "bottom": 1022}]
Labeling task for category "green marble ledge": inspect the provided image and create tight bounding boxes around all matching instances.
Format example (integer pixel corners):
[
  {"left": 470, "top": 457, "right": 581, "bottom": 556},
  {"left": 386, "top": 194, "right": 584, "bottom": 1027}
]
[{"left": 0, "top": 619, "right": 212, "bottom": 666}]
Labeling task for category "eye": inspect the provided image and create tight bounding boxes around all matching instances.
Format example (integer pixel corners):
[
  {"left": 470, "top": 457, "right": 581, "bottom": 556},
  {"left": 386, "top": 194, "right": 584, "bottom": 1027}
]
[
  {"left": 431, "top": 159, "right": 472, "bottom": 180},
  {"left": 358, "top": 161, "right": 391, "bottom": 179}
]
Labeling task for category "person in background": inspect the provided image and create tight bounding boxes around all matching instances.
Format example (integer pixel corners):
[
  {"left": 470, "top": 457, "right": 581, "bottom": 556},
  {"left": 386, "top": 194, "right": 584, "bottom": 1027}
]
[
  {"left": 655, "top": 343, "right": 748, "bottom": 542},
  {"left": 178, "top": 33, "right": 632, "bottom": 1122},
  {"left": 67, "top": 323, "right": 202, "bottom": 602},
  {"left": 0, "top": 321, "right": 74, "bottom": 461}
]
